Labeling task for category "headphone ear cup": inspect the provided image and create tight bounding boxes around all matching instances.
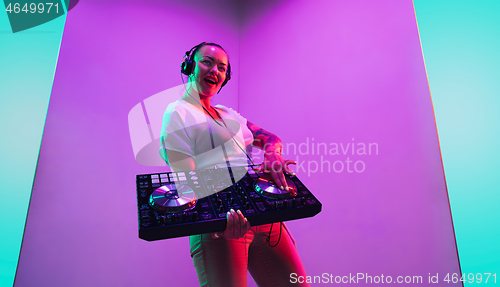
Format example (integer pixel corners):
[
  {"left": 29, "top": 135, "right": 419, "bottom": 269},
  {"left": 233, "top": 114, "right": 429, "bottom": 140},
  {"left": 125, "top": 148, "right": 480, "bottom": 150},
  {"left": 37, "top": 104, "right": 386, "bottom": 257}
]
[{"left": 181, "top": 59, "right": 194, "bottom": 76}]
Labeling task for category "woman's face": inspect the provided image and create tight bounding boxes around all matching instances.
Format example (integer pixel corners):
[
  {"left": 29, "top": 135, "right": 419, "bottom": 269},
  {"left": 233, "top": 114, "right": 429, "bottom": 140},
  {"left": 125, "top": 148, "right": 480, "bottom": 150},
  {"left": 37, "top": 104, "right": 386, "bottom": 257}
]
[{"left": 191, "top": 45, "right": 228, "bottom": 97}]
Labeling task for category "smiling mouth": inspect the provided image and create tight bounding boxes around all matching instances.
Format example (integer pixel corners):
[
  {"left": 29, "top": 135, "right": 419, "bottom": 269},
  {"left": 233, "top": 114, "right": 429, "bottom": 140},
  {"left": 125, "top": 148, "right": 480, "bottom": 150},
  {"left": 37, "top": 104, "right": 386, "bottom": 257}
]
[{"left": 204, "top": 78, "right": 217, "bottom": 86}]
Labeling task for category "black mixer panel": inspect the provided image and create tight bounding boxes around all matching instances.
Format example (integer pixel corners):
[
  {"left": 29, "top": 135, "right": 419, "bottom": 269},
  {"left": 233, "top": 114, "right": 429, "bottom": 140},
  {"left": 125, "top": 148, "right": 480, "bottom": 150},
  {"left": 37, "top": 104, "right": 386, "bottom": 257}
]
[{"left": 136, "top": 166, "right": 321, "bottom": 241}]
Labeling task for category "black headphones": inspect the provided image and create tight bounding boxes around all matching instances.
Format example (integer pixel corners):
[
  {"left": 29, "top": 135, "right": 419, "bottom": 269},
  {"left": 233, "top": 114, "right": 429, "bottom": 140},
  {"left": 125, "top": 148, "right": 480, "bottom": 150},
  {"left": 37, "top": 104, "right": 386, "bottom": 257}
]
[{"left": 180, "top": 42, "right": 232, "bottom": 92}]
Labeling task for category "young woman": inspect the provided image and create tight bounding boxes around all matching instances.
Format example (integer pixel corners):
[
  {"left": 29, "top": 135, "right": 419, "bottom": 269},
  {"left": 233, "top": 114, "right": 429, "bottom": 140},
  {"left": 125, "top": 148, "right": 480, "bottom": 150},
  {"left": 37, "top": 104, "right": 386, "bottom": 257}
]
[{"left": 160, "top": 42, "right": 310, "bottom": 287}]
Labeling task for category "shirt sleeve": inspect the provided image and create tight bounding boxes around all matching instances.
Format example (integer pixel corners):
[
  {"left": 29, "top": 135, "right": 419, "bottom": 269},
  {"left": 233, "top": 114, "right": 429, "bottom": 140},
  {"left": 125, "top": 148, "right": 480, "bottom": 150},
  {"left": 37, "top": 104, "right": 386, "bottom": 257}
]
[
  {"left": 216, "top": 105, "right": 248, "bottom": 125},
  {"left": 159, "top": 107, "right": 195, "bottom": 165}
]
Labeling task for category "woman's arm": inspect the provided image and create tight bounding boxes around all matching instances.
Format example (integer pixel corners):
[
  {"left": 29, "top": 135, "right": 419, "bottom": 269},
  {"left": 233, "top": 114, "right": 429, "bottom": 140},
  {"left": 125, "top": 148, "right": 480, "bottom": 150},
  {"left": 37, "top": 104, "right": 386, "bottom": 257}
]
[
  {"left": 246, "top": 121, "right": 296, "bottom": 190},
  {"left": 163, "top": 150, "right": 196, "bottom": 172},
  {"left": 247, "top": 121, "right": 283, "bottom": 154}
]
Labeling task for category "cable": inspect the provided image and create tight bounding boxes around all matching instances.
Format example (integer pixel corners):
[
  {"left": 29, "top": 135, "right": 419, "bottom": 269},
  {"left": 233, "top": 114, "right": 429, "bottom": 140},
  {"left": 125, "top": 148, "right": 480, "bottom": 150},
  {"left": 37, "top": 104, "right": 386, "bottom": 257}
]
[{"left": 267, "top": 222, "right": 283, "bottom": 247}]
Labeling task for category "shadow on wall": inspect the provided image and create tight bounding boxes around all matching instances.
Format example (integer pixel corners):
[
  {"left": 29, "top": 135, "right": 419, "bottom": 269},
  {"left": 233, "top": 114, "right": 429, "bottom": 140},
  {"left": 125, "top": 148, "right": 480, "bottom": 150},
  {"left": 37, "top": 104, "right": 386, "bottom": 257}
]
[
  {"left": 128, "top": 85, "right": 184, "bottom": 166},
  {"left": 127, "top": 0, "right": 287, "bottom": 167},
  {"left": 158, "top": 0, "right": 287, "bottom": 28}
]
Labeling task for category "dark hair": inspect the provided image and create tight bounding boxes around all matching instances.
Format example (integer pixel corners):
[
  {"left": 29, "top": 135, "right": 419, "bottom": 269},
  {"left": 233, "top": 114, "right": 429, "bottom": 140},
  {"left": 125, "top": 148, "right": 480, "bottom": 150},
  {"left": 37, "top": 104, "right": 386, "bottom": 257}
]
[{"left": 181, "top": 42, "right": 232, "bottom": 90}]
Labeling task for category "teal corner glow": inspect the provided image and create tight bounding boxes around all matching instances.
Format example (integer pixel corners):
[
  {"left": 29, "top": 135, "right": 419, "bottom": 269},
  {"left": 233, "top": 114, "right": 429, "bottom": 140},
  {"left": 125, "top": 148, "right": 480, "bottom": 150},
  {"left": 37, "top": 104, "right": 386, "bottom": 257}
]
[
  {"left": 0, "top": 7, "right": 67, "bottom": 287},
  {"left": 414, "top": 0, "right": 500, "bottom": 284}
]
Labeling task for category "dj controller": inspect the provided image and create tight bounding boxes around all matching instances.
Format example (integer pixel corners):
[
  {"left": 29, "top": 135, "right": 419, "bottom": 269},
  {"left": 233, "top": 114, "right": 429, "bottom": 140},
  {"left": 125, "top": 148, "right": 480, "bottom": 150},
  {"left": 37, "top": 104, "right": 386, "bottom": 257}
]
[{"left": 136, "top": 166, "right": 321, "bottom": 241}]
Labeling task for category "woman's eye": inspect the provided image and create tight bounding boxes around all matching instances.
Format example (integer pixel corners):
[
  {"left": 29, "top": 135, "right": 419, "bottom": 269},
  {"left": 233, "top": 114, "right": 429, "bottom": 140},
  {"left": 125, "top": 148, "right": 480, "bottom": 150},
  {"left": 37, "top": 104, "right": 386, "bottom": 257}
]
[{"left": 218, "top": 67, "right": 226, "bottom": 72}]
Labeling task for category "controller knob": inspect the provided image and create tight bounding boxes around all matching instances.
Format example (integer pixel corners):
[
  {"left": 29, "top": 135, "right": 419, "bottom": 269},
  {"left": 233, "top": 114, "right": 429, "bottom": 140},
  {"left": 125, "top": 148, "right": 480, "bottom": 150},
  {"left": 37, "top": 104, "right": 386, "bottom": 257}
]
[{"left": 167, "top": 214, "right": 175, "bottom": 224}]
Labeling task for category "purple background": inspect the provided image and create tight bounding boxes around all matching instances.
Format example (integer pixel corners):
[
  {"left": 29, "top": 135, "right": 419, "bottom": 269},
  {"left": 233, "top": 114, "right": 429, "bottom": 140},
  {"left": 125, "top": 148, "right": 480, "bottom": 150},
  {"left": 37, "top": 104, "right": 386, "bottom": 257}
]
[{"left": 15, "top": 0, "right": 460, "bottom": 286}]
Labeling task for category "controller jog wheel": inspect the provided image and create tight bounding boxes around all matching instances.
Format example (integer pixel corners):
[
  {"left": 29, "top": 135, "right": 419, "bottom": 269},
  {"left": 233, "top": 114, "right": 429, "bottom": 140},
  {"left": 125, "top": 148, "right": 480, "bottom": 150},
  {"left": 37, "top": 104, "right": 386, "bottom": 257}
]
[
  {"left": 149, "top": 183, "right": 197, "bottom": 213},
  {"left": 254, "top": 174, "right": 297, "bottom": 199}
]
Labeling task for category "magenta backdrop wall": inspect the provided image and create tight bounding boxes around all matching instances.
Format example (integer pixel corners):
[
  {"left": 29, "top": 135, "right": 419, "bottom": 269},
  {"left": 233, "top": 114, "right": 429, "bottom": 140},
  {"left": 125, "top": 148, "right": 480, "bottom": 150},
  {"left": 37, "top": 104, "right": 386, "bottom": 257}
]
[
  {"left": 15, "top": 0, "right": 460, "bottom": 286},
  {"left": 239, "top": 0, "right": 460, "bottom": 285}
]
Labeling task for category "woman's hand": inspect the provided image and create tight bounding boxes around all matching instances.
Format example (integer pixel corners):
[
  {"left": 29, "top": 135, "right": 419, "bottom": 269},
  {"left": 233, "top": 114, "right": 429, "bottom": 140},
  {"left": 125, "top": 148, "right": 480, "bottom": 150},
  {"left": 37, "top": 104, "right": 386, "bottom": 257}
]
[
  {"left": 212, "top": 209, "right": 251, "bottom": 240},
  {"left": 254, "top": 150, "right": 296, "bottom": 190},
  {"left": 245, "top": 121, "right": 296, "bottom": 190}
]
